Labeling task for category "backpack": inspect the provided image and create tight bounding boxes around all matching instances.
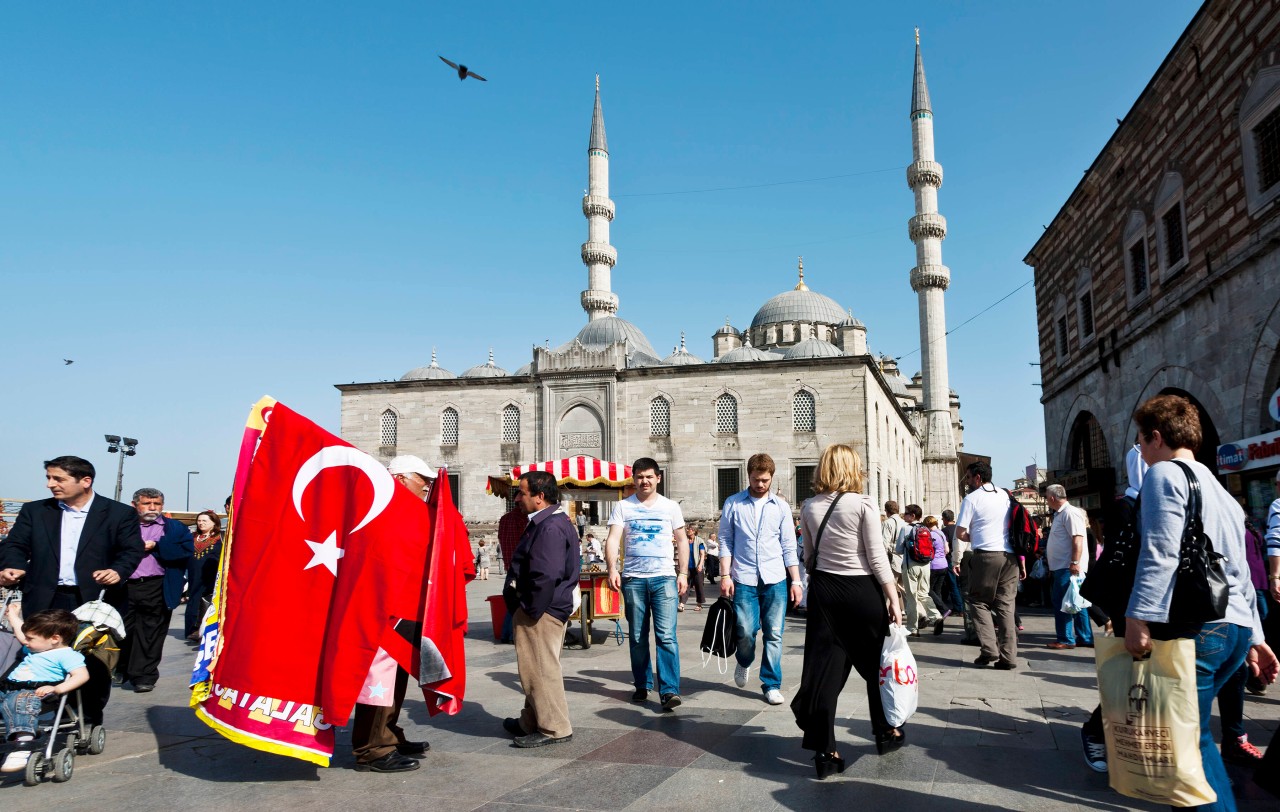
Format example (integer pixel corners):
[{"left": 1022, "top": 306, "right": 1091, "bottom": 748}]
[
  {"left": 1004, "top": 490, "right": 1040, "bottom": 558},
  {"left": 700, "top": 596, "right": 740, "bottom": 660},
  {"left": 903, "top": 524, "right": 935, "bottom": 564}
]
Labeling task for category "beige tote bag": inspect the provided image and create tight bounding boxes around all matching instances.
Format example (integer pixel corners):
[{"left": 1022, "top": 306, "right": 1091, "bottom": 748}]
[{"left": 1095, "top": 637, "right": 1216, "bottom": 806}]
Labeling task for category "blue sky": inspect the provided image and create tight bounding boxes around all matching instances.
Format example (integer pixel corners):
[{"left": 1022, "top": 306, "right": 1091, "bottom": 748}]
[{"left": 0, "top": 2, "right": 1200, "bottom": 508}]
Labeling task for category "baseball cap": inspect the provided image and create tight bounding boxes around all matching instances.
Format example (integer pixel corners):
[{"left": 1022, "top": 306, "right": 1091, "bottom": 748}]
[{"left": 387, "top": 455, "right": 438, "bottom": 479}]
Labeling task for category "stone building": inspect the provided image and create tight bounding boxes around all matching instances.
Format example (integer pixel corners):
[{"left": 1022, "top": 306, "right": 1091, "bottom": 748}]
[
  {"left": 1025, "top": 0, "right": 1280, "bottom": 517},
  {"left": 339, "top": 45, "right": 967, "bottom": 523}
]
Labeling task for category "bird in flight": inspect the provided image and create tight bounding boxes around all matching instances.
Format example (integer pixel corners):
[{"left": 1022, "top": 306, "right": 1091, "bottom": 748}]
[
  {"left": 63, "top": 359, "right": 74, "bottom": 365},
  {"left": 439, "top": 56, "right": 486, "bottom": 82}
]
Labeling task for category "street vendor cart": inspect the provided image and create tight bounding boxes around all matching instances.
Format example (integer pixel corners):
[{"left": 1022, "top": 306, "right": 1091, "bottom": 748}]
[{"left": 487, "top": 456, "right": 631, "bottom": 648}]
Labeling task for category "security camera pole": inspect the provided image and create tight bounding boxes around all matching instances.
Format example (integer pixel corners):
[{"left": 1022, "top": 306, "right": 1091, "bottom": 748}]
[{"left": 104, "top": 435, "right": 140, "bottom": 501}]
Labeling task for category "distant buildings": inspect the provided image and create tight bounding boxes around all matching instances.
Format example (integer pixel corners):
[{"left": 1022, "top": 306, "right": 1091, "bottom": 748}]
[{"left": 1025, "top": 0, "right": 1280, "bottom": 519}]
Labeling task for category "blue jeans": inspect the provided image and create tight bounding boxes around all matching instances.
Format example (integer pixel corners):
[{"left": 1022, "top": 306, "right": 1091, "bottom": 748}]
[
  {"left": 622, "top": 576, "right": 680, "bottom": 696},
  {"left": 1193, "top": 623, "right": 1252, "bottom": 812},
  {"left": 733, "top": 579, "right": 787, "bottom": 692},
  {"left": 1050, "top": 569, "right": 1093, "bottom": 645},
  {"left": 0, "top": 689, "right": 42, "bottom": 738}
]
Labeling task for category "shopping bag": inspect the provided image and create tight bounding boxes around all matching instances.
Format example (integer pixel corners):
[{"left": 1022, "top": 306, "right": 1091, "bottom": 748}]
[
  {"left": 1095, "top": 637, "right": 1215, "bottom": 806},
  {"left": 1061, "top": 574, "right": 1092, "bottom": 615},
  {"left": 1030, "top": 558, "right": 1048, "bottom": 581},
  {"left": 700, "top": 597, "right": 739, "bottom": 672},
  {"left": 878, "top": 624, "right": 919, "bottom": 728}
]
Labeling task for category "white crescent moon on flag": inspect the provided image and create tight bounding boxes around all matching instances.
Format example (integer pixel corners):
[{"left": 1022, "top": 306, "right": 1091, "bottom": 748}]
[{"left": 292, "top": 446, "right": 394, "bottom": 534}]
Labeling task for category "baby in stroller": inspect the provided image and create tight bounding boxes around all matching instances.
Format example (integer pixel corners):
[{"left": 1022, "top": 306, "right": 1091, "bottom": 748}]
[{"left": 0, "top": 603, "right": 88, "bottom": 773}]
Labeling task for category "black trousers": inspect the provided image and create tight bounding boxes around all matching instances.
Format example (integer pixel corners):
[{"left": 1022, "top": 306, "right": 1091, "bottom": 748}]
[
  {"left": 49, "top": 589, "right": 110, "bottom": 725},
  {"left": 928, "top": 568, "right": 952, "bottom": 616},
  {"left": 791, "top": 571, "right": 890, "bottom": 754},
  {"left": 113, "top": 577, "right": 171, "bottom": 686}
]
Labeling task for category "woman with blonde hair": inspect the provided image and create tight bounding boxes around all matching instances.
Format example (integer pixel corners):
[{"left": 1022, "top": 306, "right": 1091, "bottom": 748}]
[{"left": 790, "top": 444, "right": 903, "bottom": 779}]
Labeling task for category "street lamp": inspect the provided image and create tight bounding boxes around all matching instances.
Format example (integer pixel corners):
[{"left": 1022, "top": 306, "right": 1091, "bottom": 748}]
[
  {"left": 186, "top": 471, "right": 200, "bottom": 511},
  {"left": 104, "top": 435, "right": 139, "bottom": 501}
]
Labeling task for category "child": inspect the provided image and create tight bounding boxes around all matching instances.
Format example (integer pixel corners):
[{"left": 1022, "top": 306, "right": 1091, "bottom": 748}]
[
  {"left": 475, "top": 539, "right": 491, "bottom": 581},
  {"left": 0, "top": 605, "right": 89, "bottom": 773}
]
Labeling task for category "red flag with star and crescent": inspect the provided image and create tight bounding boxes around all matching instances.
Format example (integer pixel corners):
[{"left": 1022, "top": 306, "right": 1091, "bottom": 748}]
[{"left": 213, "top": 401, "right": 434, "bottom": 727}]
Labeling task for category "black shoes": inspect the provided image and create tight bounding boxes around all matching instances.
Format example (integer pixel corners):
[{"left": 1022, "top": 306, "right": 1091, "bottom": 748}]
[
  {"left": 660, "top": 693, "right": 682, "bottom": 711},
  {"left": 875, "top": 728, "right": 907, "bottom": 755},
  {"left": 973, "top": 655, "right": 997, "bottom": 667},
  {"left": 502, "top": 717, "right": 527, "bottom": 737},
  {"left": 631, "top": 688, "right": 648, "bottom": 703},
  {"left": 813, "top": 751, "right": 846, "bottom": 779},
  {"left": 354, "top": 751, "right": 420, "bottom": 773},
  {"left": 133, "top": 683, "right": 155, "bottom": 693},
  {"left": 994, "top": 660, "right": 1017, "bottom": 671},
  {"left": 513, "top": 732, "right": 573, "bottom": 748},
  {"left": 396, "top": 741, "right": 429, "bottom": 758},
  {"left": 933, "top": 618, "right": 946, "bottom": 635}
]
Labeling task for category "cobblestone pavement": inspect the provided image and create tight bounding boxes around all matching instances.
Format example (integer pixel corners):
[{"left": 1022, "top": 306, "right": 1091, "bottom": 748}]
[{"left": 4, "top": 580, "right": 1280, "bottom": 811}]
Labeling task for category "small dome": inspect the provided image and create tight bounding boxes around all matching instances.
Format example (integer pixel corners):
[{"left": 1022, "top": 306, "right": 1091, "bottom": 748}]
[
  {"left": 564, "top": 315, "right": 660, "bottom": 359},
  {"left": 835, "top": 310, "right": 865, "bottom": 329},
  {"left": 714, "top": 317, "right": 741, "bottom": 337},
  {"left": 513, "top": 362, "right": 533, "bottom": 376},
  {"left": 663, "top": 332, "right": 704, "bottom": 366},
  {"left": 782, "top": 336, "right": 844, "bottom": 360},
  {"left": 718, "top": 333, "right": 777, "bottom": 364},
  {"left": 401, "top": 348, "right": 455, "bottom": 381},
  {"left": 461, "top": 349, "right": 508, "bottom": 378}
]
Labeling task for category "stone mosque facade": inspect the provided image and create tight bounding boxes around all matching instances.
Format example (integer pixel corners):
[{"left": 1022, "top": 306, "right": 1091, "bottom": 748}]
[{"left": 338, "top": 45, "right": 965, "bottom": 523}]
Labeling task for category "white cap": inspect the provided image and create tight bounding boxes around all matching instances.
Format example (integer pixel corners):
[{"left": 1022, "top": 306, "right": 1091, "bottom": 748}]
[{"left": 387, "top": 455, "right": 438, "bottom": 479}]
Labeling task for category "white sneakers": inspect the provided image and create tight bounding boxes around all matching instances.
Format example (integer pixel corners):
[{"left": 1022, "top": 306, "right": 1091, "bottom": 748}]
[
  {"left": 734, "top": 663, "right": 750, "bottom": 689},
  {"left": 1, "top": 749, "right": 32, "bottom": 773},
  {"left": 764, "top": 689, "right": 785, "bottom": 706}
]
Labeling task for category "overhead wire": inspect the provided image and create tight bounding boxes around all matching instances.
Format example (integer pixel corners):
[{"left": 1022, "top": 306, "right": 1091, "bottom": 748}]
[{"left": 894, "top": 278, "right": 1035, "bottom": 362}]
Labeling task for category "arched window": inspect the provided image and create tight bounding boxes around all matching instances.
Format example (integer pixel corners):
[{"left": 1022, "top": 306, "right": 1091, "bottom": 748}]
[
  {"left": 501, "top": 405, "right": 520, "bottom": 444},
  {"left": 715, "top": 394, "right": 738, "bottom": 434},
  {"left": 441, "top": 407, "right": 459, "bottom": 446},
  {"left": 379, "top": 409, "right": 397, "bottom": 447},
  {"left": 650, "top": 396, "right": 671, "bottom": 437},
  {"left": 793, "top": 390, "right": 816, "bottom": 432}
]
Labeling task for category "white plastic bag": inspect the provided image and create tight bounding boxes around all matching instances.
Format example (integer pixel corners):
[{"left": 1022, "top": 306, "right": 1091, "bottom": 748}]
[
  {"left": 1030, "top": 558, "right": 1048, "bottom": 580},
  {"left": 1061, "top": 574, "right": 1092, "bottom": 615},
  {"left": 878, "top": 624, "right": 919, "bottom": 728}
]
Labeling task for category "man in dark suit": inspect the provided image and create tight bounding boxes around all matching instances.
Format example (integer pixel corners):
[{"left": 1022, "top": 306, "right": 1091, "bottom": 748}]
[
  {"left": 0, "top": 455, "right": 146, "bottom": 724},
  {"left": 502, "top": 471, "right": 579, "bottom": 748},
  {"left": 111, "top": 487, "right": 193, "bottom": 692}
]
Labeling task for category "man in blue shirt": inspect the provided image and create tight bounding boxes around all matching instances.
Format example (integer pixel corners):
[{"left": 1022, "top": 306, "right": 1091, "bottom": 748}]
[{"left": 717, "top": 453, "right": 802, "bottom": 705}]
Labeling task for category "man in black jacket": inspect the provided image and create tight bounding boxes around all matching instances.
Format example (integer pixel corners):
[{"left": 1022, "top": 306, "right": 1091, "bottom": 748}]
[
  {"left": 0, "top": 455, "right": 146, "bottom": 724},
  {"left": 502, "top": 471, "right": 579, "bottom": 748}
]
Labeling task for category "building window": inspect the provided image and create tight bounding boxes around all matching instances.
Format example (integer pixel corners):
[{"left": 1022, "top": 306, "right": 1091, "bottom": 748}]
[
  {"left": 1056, "top": 315, "right": 1069, "bottom": 356},
  {"left": 716, "top": 466, "right": 742, "bottom": 507},
  {"left": 1241, "top": 67, "right": 1280, "bottom": 214},
  {"left": 715, "top": 394, "right": 738, "bottom": 434},
  {"left": 446, "top": 473, "right": 461, "bottom": 511},
  {"left": 1256, "top": 105, "right": 1280, "bottom": 195},
  {"left": 1078, "top": 291, "right": 1094, "bottom": 340},
  {"left": 1129, "top": 239, "right": 1148, "bottom": 297},
  {"left": 794, "top": 465, "right": 816, "bottom": 502},
  {"left": 501, "top": 405, "right": 520, "bottom": 444},
  {"left": 379, "top": 409, "right": 397, "bottom": 447},
  {"left": 1161, "top": 202, "right": 1186, "bottom": 268},
  {"left": 793, "top": 390, "right": 816, "bottom": 432},
  {"left": 1153, "top": 172, "right": 1188, "bottom": 277},
  {"left": 441, "top": 407, "right": 459, "bottom": 446},
  {"left": 650, "top": 397, "right": 671, "bottom": 437}
]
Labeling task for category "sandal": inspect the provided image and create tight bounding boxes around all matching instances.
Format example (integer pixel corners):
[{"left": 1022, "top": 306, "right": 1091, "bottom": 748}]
[{"left": 694, "top": 605, "right": 702, "bottom": 611}]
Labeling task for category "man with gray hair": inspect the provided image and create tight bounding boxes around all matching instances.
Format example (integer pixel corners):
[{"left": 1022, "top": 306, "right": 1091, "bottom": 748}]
[
  {"left": 1044, "top": 483, "right": 1091, "bottom": 650},
  {"left": 112, "top": 487, "right": 193, "bottom": 692}
]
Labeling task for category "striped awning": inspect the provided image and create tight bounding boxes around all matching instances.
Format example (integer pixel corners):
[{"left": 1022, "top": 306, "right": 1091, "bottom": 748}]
[{"left": 503, "top": 456, "right": 633, "bottom": 488}]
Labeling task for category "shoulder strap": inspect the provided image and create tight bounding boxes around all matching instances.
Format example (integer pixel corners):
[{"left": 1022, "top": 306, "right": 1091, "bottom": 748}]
[
  {"left": 1170, "top": 459, "right": 1204, "bottom": 534},
  {"left": 809, "top": 492, "right": 848, "bottom": 571}
]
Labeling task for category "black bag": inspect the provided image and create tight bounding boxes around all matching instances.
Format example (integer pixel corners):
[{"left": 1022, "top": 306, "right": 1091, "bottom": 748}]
[
  {"left": 1165, "top": 460, "right": 1230, "bottom": 625},
  {"left": 1079, "top": 495, "right": 1140, "bottom": 613},
  {"left": 1005, "top": 490, "right": 1040, "bottom": 558},
  {"left": 700, "top": 596, "right": 739, "bottom": 658}
]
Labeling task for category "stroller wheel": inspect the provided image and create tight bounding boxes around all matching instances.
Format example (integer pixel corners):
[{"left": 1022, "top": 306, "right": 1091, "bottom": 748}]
[
  {"left": 23, "top": 752, "right": 45, "bottom": 787},
  {"left": 52, "top": 749, "right": 74, "bottom": 783},
  {"left": 87, "top": 725, "right": 106, "bottom": 755}
]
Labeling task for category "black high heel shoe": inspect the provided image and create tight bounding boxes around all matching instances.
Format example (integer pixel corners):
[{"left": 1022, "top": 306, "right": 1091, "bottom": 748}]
[
  {"left": 875, "top": 728, "right": 906, "bottom": 755},
  {"left": 813, "top": 751, "right": 846, "bottom": 779}
]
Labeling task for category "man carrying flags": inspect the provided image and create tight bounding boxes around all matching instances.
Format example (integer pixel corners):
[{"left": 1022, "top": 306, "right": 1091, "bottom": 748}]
[{"left": 351, "top": 455, "right": 437, "bottom": 773}]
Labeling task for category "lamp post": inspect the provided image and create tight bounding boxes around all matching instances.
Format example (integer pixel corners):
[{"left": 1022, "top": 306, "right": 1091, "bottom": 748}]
[
  {"left": 104, "top": 435, "right": 139, "bottom": 501},
  {"left": 186, "top": 471, "right": 200, "bottom": 511}
]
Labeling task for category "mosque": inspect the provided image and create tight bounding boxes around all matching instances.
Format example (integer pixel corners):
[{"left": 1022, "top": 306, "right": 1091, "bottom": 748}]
[{"left": 338, "top": 39, "right": 964, "bottom": 523}]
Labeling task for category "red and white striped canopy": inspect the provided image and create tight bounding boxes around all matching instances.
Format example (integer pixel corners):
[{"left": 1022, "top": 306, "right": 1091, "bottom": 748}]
[{"left": 508, "top": 456, "right": 633, "bottom": 488}]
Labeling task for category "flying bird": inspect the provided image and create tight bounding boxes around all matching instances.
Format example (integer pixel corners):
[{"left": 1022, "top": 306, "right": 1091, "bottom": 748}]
[
  {"left": 439, "top": 56, "right": 486, "bottom": 82},
  {"left": 63, "top": 359, "right": 74, "bottom": 365}
]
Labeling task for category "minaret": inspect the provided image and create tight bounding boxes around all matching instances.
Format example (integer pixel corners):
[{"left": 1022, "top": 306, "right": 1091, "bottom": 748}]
[
  {"left": 581, "top": 76, "right": 618, "bottom": 321},
  {"left": 907, "top": 30, "right": 959, "bottom": 514}
]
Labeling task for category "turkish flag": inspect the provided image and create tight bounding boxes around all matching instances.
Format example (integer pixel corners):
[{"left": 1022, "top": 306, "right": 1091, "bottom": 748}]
[{"left": 213, "top": 403, "right": 432, "bottom": 726}]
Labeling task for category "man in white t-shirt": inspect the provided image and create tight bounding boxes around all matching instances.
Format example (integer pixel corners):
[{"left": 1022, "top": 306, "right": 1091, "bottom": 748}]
[
  {"left": 606, "top": 458, "right": 688, "bottom": 711},
  {"left": 955, "top": 461, "right": 1023, "bottom": 670},
  {"left": 1044, "top": 484, "right": 1091, "bottom": 649}
]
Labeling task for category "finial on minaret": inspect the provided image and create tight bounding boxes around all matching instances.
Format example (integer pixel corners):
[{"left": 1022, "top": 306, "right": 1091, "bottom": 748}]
[
  {"left": 795, "top": 256, "right": 809, "bottom": 291},
  {"left": 487, "top": 348, "right": 495, "bottom": 365},
  {"left": 596, "top": 74, "right": 600, "bottom": 92},
  {"left": 679, "top": 331, "right": 687, "bottom": 351},
  {"left": 912, "top": 30, "right": 932, "bottom": 115},
  {"left": 915, "top": 27, "right": 919, "bottom": 46},
  {"left": 429, "top": 347, "right": 439, "bottom": 367},
  {"left": 589, "top": 76, "right": 608, "bottom": 153}
]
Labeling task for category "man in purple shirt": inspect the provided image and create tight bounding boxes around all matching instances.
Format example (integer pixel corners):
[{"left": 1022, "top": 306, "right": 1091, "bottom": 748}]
[{"left": 111, "top": 488, "right": 193, "bottom": 692}]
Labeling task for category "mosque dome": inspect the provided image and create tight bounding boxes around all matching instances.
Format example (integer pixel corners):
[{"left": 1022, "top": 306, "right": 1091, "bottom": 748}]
[
  {"left": 782, "top": 335, "right": 844, "bottom": 360},
  {"left": 835, "top": 311, "right": 865, "bottom": 329},
  {"left": 401, "top": 348, "right": 455, "bottom": 381},
  {"left": 461, "top": 349, "right": 508, "bottom": 379},
  {"left": 750, "top": 260, "right": 848, "bottom": 330},
  {"left": 662, "top": 333, "right": 704, "bottom": 366},
  {"left": 568, "top": 315, "right": 660, "bottom": 359},
  {"left": 513, "top": 362, "right": 533, "bottom": 376},
  {"left": 718, "top": 333, "right": 778, "bottom": 364},
  {"left": 879, "top": 355, "right": 911, "bottom": 398},
  {"left": 713, "top": 319, "right": 741, "bottom": 337}
]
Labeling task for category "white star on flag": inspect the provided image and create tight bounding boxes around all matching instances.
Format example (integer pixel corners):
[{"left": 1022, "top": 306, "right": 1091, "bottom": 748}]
[
  {"left": 367, "top": 681, "right": 386, "bottom": 699},
  {"left": 304, "top": 531, "right": 345, "bottom": 576}
]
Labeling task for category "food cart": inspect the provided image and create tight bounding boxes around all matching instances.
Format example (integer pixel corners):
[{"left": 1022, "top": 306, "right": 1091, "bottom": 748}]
[{"left": 487, "top": 456, "right": 632, "bottom": 648}]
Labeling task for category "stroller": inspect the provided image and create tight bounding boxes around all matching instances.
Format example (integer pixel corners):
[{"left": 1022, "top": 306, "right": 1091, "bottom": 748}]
[{"left": 0, "top": 594, "right": 123, "bottom": 786}]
